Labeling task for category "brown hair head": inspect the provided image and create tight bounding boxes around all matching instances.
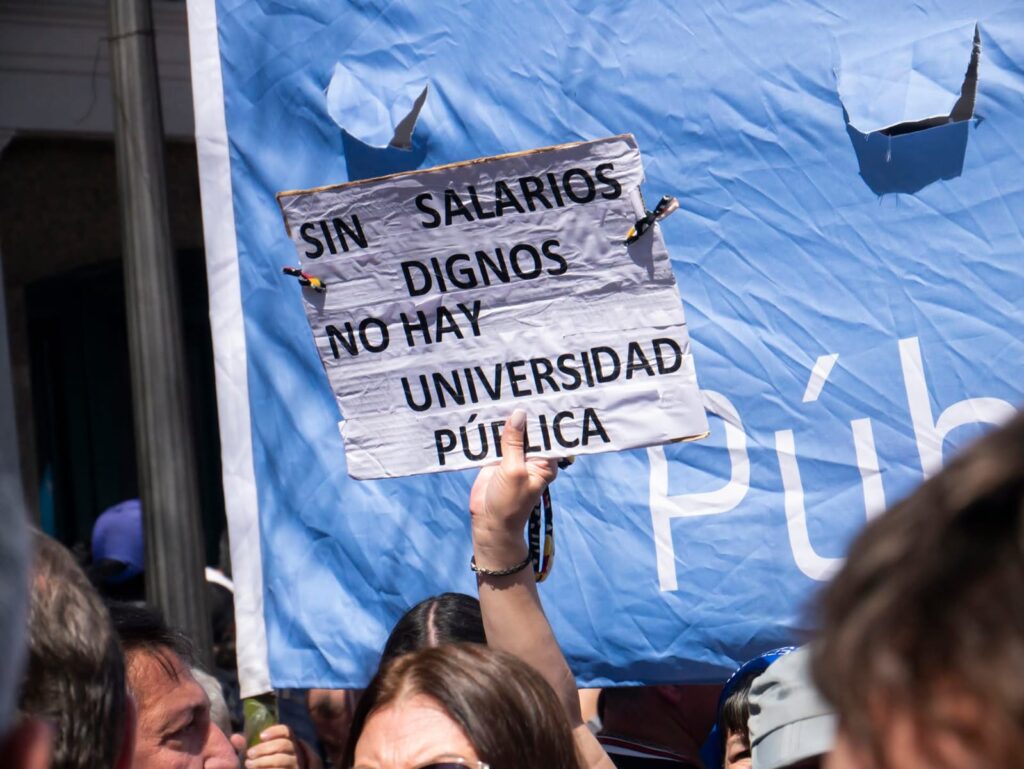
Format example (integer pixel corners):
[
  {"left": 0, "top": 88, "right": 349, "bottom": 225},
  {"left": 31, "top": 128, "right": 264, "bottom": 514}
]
[
  {"left": 812, "top": 409, "right": 1024, "bottom": 762},
  {"left": 720, "top": 673, "right": 756, "bottom": 745},
  {"left": 345, "top": 643, "right": 582, "bottom": 769},
  {"left": 380, "top": 592, "right": 485, "bottom": 666}
]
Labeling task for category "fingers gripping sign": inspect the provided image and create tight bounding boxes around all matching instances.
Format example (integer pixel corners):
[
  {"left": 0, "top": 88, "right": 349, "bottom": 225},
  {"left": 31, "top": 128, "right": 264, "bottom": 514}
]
[
  {"left": 470, "top": 409, "right": 558, "bottom": 573},
  {"left": 242, "top": 724, "right": 322, "bottom": 769}
]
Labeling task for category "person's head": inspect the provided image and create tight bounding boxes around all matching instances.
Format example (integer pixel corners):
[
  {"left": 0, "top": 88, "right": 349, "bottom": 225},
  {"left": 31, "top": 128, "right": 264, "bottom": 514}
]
[
  {"left": 110, "top": 602, "right": 237, "bottom": 769},
  {"left": 747, "top": 647, "right": 834, "bottom": 769},
  {"left": 380, "top": 593, "right": 486, "bottom": 666},
  {"left": 19, "top": 532, "right": 134, "bottom": 769},
  {"left": 90, "top": 500, "right": 145, "bottom": 601},
  {"left": 813, "top": 410, "right": 1024, "bottom": 769},
  {"left": 0, "top": 481, "right": 52, "bottom": 769},
  {"left": 346, "top": 643, "right": 582, "bottom": 769},
  {"left": 308, "top": 688, "right": 360, "bottom": 768},
  {"left": 702, "top": 648, "right": 797, "bottom": 769}
]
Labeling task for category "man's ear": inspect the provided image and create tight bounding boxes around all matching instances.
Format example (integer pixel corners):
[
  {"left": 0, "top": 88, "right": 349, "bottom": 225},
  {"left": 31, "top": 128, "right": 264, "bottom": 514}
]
[
  {"left": 3, "top": 716, "right": 54, "bottom": 769},
  {"left": 115, "top": 695, "right": 138, "bottom": 769}
]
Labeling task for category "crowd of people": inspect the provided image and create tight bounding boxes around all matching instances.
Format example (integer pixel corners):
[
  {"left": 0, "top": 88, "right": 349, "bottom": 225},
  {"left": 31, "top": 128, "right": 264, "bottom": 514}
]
[{"left": 2, "top": 406, "right": 1022, "bottom": 769}]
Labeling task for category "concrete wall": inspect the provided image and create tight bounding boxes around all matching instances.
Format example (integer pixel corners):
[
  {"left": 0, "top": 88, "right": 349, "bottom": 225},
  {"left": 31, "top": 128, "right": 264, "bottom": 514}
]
[{"left": 0, "top": 0, "right": 194, "bottom": 140}]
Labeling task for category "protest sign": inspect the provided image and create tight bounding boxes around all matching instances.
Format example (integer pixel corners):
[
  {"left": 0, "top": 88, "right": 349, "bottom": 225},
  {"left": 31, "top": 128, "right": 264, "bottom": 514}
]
[
  {"left": 188, "top": 0, "right": 1024, "bottom": 695},
  {"left": 277, "top": 136, "right": 708, "bottom": 478}
]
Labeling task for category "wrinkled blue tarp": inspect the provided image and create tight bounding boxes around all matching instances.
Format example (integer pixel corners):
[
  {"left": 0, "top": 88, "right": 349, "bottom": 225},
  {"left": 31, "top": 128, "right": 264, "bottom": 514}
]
[{"left": 211, "top": 0, "right": 1024, "bottom": 687}]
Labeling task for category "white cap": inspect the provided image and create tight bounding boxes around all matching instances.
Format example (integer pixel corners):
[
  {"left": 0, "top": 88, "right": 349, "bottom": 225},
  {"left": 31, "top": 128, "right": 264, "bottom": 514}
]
[{"left": 748, "top": 646, "right": 836, "bottom": 769}]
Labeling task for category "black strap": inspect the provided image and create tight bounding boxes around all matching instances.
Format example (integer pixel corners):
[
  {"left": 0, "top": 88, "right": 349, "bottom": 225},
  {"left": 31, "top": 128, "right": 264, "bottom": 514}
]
[{"left": 528, "top": 487, "right": 555, "bottom": 582}]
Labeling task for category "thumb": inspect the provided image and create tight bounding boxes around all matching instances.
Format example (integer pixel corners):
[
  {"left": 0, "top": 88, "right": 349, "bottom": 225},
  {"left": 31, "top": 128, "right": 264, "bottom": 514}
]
[{"left": 500, "top": 409, "right": 528, "bottom": 472}]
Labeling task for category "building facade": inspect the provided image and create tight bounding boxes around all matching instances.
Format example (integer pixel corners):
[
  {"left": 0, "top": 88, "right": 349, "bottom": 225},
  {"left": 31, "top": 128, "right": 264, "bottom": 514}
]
[{"left": 1, "top": 0, "right": 226, "bottom": 560}]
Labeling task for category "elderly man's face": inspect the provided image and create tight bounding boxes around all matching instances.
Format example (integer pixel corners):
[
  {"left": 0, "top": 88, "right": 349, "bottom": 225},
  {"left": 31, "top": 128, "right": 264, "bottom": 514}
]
[{"left": 128, "top": 648, "right": 237, "bottom": 769}]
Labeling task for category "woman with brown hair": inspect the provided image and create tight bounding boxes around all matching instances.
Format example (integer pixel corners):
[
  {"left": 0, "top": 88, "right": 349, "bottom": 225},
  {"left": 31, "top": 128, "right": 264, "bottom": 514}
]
[
  {"left": 343, "top": 643, "right": 583, "bottom": 769},
  {"left": 352, "top": 409, "right": 614, "bottom": 769}
]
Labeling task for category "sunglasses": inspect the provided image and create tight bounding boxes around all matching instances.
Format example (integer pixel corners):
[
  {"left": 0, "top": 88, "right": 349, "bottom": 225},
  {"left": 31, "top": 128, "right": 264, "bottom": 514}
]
[{"left": 353, "top": 759, "right": 489, "bottom": 769}]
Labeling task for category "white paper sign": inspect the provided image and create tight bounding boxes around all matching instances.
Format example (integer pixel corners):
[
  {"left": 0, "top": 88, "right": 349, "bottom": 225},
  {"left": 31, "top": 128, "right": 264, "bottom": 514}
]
[{"left": 277, "top": 135, "right": 708, "bottom": 479}]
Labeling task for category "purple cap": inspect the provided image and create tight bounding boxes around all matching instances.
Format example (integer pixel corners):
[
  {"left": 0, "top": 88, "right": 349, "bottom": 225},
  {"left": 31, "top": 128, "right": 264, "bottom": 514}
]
[{"left": 91, "top": 499, "right": 144, "bottom": 583}]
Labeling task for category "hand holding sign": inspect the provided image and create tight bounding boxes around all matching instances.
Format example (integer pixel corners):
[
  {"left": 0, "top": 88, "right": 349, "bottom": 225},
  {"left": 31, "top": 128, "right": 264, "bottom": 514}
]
[
  {"left": 469, "top": 408, "right": 558, "bottom": 570},
  {"left": 470, "top": 413, "right": 618, "bottom": 769}
]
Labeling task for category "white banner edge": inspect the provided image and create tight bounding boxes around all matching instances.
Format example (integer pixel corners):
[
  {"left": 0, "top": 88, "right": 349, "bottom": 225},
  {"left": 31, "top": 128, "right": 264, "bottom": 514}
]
[{"left": 185, "top": 0, "right": 272, "bottom": 697}]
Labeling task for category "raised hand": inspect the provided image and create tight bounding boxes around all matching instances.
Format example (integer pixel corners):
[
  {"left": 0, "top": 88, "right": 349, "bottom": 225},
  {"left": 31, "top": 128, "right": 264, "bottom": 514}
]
[
  {"left": 469, "top": 409, "right": 558, "bottom": 566},
  {"left": 467, "top": 410, "right": 617, "bottom": 769}
]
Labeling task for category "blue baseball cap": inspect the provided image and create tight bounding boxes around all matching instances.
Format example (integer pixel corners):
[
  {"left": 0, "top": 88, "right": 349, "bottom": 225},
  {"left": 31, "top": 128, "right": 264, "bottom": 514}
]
[
  {"left": 91, "top": 499, "right": 144, "bottom": 583},
  {"left": 700, "top": 647, "right": 798, "bottom": 769}
]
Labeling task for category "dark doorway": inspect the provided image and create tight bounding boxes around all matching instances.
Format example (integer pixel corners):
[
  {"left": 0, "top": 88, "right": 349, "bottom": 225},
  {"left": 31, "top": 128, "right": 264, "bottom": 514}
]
[{"left": 26, "top": 250, "right": 227, "bottom": 564}]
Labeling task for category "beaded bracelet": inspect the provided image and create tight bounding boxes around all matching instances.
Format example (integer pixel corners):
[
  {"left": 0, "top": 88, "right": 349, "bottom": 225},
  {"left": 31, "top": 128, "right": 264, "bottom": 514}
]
[{"left": 469, "top": 552, "right": 532, "bottom": 577}]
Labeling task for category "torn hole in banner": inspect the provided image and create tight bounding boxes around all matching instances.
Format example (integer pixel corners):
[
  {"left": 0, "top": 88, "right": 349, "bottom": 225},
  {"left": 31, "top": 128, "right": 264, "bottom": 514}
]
[
  {"left": 838, "top": 22, "right": 980, "bottom": 195},
  {"left": 325, "top": 62, "right": 429, "bottom": 150}
]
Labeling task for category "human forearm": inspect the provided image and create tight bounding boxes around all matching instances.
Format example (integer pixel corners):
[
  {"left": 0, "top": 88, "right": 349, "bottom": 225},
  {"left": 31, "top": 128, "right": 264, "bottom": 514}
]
[
  {"left": 472, "top": 528, "right": 580, "bottom": 721},
  {"left": 468, "top": 411, "right": 615, "bottom": 769}
]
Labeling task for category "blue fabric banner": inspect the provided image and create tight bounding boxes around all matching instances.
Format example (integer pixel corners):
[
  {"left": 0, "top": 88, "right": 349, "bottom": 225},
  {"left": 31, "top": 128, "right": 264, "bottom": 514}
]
[{"left": 195, "top": 0, "right": 1024, "bottom": 688}]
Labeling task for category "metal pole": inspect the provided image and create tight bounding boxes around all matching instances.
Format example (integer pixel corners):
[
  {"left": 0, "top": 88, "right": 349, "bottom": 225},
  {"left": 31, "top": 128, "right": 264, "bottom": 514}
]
[{"left": 108, "top": 0, "right": 212, "bottom": 666}]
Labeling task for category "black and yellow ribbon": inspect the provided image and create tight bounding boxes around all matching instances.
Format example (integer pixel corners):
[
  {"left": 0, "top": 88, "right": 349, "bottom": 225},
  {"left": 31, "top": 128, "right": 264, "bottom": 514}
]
[
  {"left": 624, "top": 195, "right": 680, "bottom": 245},
  {"left": 282, "top": 266, "right": 326, "bottom": 292}
]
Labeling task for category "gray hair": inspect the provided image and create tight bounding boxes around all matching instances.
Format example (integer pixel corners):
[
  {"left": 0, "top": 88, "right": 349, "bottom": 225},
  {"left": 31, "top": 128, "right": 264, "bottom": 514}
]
[
  {"left": 19, "top": 533, "right": 128, "bottom": 769},
  {"left": 192, "top": 667, "right": 232, "bottom": 735}
]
